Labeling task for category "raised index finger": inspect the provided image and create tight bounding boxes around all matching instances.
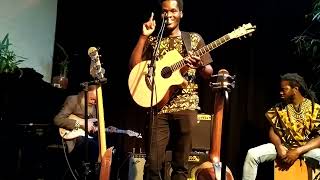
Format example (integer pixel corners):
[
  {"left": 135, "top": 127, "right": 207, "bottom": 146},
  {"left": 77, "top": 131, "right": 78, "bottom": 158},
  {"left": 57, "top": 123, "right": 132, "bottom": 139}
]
[{"left": 148, "top": 12, "right": 154, "bottom": 22}]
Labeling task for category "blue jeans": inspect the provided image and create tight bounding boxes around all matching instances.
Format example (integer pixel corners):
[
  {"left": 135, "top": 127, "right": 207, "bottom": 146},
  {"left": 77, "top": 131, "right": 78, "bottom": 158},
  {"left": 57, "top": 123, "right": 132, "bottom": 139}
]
[{"left": 242, "top": 143, "right": 320, "bottom": 180}]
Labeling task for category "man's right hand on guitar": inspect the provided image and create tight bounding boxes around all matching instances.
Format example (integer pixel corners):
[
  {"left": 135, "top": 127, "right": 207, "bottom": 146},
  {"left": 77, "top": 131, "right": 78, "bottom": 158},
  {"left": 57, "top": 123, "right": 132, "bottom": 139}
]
[
  {"left": 185, "top": 51, "right": 204, "bottom": 69},
  {"left": 80, "top": 118, "right": 98, "bottom": 133}
]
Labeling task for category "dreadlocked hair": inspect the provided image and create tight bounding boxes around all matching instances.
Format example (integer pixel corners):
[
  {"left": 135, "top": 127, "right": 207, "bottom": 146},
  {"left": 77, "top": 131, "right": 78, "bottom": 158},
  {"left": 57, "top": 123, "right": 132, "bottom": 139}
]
[{"left": 280, "top": 73, "right": 318, "bottom": 113}]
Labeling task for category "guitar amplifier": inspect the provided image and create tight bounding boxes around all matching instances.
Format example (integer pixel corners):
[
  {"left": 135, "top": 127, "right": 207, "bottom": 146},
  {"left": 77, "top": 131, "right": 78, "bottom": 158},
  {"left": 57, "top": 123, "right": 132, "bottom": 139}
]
[
  {"left": 192, "top": 114, "right": 213, "bottom": 151},
  {"left": 128, "top": 153, "right": 146, "bottom": 180},
  {"left": 164, "top": 150, "right": 209, "bottom": 180}
]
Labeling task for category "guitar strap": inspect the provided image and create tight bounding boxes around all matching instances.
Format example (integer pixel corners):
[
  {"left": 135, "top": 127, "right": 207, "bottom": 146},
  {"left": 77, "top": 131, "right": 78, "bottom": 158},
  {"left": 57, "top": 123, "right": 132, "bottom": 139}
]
[{"left": 181, "top": 31, "right": 192, "bottom": 52}]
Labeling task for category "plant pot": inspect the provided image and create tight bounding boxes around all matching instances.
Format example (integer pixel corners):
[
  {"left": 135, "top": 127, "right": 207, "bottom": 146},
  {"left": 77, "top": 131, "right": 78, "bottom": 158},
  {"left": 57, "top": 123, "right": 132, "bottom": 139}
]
[
  {"left": 0, "top": 68, "right": 23, "bottom": 82},
  {"left": 52, "top": 75, "right": 68, "bottom": 89}
]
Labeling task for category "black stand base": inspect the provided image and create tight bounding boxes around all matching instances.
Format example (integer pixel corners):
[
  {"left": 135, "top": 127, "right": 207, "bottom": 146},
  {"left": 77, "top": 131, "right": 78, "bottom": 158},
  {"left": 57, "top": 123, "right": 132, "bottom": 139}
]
[{"left": 78, "top": 161, "right": 100, "bottom": 180}]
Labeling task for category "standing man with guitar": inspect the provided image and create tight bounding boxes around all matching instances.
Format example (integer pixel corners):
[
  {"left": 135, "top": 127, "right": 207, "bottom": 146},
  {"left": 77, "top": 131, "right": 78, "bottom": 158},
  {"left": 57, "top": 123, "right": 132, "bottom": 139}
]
[
  {"left": 54, "top": 84, "right": 100, "bottom": 179},
  {"left": 129, "top": 0, "right": 213, "bottom": 179}
]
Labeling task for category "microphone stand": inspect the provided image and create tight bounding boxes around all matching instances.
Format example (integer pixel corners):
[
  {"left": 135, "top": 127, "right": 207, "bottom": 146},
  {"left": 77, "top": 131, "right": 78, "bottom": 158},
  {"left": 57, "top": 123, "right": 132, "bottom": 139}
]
[
  {"left": 146, "top": 15, "right": 167, "bottom": 178},
  {"left": 79, "top": 78, "right": 107, "bottom": 179},
  {"left": 80, "top": 81, "right": 91, "bottom": 180}
]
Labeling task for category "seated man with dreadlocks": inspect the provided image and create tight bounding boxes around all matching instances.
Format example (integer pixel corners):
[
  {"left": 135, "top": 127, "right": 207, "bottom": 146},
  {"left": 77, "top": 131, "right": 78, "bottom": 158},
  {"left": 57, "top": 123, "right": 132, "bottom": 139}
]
[{"left": 242, "top": 73, "right": 320, "bottom": 180}]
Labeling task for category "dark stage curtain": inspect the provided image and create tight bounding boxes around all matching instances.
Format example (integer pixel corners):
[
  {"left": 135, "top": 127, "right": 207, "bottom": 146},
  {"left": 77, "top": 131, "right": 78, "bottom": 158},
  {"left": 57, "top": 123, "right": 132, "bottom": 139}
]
[{"left": 41, "top": 0, "right": 318, "bottom": 179}]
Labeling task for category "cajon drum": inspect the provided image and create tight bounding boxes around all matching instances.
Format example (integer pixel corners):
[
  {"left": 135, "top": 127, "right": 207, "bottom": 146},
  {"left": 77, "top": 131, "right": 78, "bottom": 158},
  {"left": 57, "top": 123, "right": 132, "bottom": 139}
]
[{"left": 274, "top": 159, "right": 308, "bottom": 180}]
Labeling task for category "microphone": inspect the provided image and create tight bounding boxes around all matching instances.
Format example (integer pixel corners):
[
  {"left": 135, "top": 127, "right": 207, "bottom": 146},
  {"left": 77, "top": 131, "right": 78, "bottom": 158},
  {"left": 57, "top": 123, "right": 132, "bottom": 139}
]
[{"left": 162, "top": 12, "right": 168, "bottom": 24}]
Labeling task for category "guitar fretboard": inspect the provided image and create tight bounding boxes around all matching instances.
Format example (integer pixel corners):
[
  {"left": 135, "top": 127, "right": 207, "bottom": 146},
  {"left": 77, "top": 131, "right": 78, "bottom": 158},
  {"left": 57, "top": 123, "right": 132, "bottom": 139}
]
[
  {"left": 170, "top": 34, "right": 231, "bottom": 72},
  {"left": 116, "top": 129, "right": 126, "bottom": 134}
]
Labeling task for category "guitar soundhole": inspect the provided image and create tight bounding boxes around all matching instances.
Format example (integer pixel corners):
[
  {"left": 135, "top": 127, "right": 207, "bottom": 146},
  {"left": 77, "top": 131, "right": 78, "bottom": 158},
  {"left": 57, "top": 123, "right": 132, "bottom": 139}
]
[{"left": 161, "top": 67, "right": 172, "bottom": 79}]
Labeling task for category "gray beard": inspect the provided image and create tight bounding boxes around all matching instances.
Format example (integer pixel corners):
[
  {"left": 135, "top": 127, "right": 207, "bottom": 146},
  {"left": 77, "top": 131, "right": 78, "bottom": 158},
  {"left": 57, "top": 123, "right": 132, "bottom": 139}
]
[{"left": 80, "top": 96, "right": 95, "bottom": 116}]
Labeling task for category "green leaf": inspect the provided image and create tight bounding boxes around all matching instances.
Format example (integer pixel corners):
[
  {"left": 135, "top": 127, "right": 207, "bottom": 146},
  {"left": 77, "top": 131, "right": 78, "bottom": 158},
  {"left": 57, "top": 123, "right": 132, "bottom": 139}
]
[
  {"left": 1, "top": 33, "right": 9, "bottom": 45},
  {"left": 0, "top": 33, "right": 27, "bottom": 74}
]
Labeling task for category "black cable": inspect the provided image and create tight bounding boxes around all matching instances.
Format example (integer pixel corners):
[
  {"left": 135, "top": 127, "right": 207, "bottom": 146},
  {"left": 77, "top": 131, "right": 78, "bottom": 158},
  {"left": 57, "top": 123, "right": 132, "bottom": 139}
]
[
  {"left": 61, "top": 137, "right": 78, "bottom": 180},
  {"left": 116, "top": 153, "right": 131, "bottom": 180}
]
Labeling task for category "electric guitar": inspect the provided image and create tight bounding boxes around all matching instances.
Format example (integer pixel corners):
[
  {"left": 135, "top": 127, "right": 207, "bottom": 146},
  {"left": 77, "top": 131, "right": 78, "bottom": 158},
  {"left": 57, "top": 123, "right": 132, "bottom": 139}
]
[
  {"left": 128, "top": 23, "right": 256, "bottom": 108},
  {"left": 59, "top": 114, "right": 142, "bottom": 140}
]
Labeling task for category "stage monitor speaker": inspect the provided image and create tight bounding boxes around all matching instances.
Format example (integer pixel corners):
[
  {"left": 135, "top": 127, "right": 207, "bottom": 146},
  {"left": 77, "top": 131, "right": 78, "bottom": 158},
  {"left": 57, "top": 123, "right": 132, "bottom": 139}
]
[
  {"left": 192, "top": 114, "right": 212, "bottom": 151},
  {"left": 128, "top": 153, "right": 146, "bottom": 180}
]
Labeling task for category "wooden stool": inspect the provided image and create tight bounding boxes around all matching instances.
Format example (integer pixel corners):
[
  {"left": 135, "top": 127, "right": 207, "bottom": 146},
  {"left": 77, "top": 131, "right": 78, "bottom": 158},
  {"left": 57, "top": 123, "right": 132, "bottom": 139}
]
[{"left": 274, "top": 159, "right": 308, "bottom": 180}]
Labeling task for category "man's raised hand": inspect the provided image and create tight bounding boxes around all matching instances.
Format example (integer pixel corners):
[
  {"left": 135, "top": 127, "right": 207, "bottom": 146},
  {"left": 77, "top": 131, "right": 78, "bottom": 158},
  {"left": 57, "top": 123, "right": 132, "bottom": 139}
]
[{"left": 142, "top": 12, "right": 156, "bottom": 36}]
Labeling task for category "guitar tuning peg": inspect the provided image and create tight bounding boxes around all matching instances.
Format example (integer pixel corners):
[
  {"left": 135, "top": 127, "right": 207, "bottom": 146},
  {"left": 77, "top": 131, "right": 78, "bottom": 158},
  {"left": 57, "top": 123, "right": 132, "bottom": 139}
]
[{"left": 229, "top": 81, "right": 236, "bottom": 89}]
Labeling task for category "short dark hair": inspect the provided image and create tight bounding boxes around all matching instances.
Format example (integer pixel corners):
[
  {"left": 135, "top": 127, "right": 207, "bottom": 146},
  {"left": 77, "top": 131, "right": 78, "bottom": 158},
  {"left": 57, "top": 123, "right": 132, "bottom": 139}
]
[{"left": 159, "top": 0, "right": 184, "bottom": 11}]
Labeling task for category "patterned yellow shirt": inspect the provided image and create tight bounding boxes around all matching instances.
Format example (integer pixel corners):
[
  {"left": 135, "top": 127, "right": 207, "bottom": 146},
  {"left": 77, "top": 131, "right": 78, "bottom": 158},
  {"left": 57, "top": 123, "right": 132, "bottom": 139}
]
[
  {"left": 143, "top": 32, "right": 212, "bottom": 114},
  {"left": 265, "top": 98, "right": 320, "bottom": 148}
]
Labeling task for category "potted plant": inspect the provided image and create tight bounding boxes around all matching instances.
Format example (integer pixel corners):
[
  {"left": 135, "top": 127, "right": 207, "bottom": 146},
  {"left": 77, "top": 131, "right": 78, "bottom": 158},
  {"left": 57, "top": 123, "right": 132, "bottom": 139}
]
[
  {"left": 291, "top": 0, "right": 320, "bottom": 96},
  {"left": 52, "top": 42, "right": 69, "bottom": 89},
  {"left": 292, "top": 0, "right": 320, "bottom": 59},
  {"left": 0, "top": 33, "right": 26, "bottom": 79}
]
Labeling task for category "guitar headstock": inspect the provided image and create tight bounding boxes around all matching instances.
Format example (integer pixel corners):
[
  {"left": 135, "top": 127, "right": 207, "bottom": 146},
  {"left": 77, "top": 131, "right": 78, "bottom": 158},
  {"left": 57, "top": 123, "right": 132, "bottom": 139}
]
[
  {"left": 127, "top": 130, "right": 142, "bottom": 138},
  {"left": 88, "top": 47, "right": 99, "bottom": 61},
  {"left": 210, "top": 69, "right": 236, "bottom": 92},
  {"left": 88, "top": 47, "right": 106, "bottom": 81},
  {"left": 228, "top": 23, "right": 256, "bottom": 40}
]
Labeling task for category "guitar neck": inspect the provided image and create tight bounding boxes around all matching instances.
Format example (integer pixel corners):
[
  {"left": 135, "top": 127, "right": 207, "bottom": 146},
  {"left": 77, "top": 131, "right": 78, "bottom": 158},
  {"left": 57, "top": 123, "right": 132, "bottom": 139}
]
[
  {"left": 107, "top": 128, "right": 126, "bottom": 134},
  {"left": 210, "top": 90, "right": 225, "bottom": 163},
  {"left": 170, "top": 34, "right": 231, "bottom": 71},
  {"left": 195, "top": 34, "right": 231, "bottom": 57},
  {"left": 96, "top": 85, "right": 107, "bottom": 158},
  {"left": 116, "top": 129, "right": 127, "bottom": 134}
]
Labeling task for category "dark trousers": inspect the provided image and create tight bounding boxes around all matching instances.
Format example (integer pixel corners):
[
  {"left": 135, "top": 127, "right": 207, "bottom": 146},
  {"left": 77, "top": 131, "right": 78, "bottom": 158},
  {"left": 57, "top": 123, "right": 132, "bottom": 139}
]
[{"left": 144, "top": 110, "right": 197, "bottom": 180}]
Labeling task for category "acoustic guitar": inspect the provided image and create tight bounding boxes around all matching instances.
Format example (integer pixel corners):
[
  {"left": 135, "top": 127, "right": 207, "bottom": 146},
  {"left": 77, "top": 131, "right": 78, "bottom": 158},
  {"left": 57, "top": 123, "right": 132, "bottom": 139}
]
[{"left": 128, "top": 23, "right": 255, "bottom": 108}]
